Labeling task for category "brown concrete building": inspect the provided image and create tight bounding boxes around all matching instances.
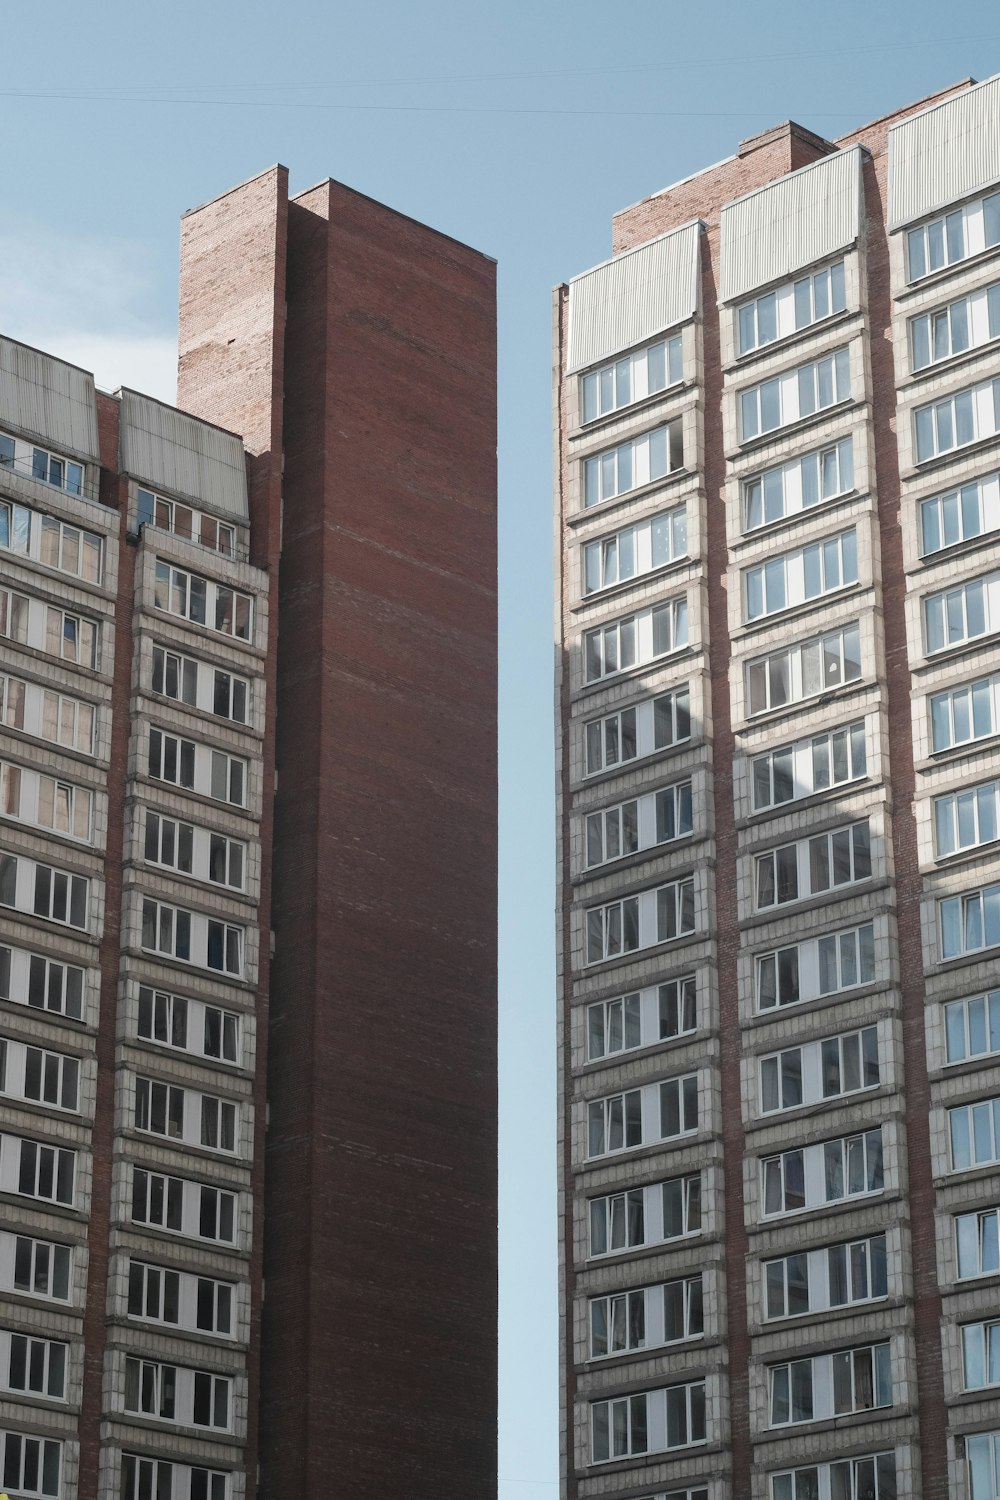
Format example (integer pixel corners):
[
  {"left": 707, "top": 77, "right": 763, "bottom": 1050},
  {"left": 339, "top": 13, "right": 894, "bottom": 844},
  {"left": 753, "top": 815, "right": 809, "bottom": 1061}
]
[
  {"left": 0, "top": 167, "right": 496, "bottom": 1500},
  {"left": 554, "top": 74, "right": 1000, "bottom": 1500}
]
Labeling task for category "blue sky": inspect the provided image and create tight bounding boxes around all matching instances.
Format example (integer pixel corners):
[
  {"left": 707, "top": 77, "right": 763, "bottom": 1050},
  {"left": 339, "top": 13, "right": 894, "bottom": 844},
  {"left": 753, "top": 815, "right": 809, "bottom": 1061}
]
[{"left": 4, "top": 3, "right": 1000, "bottom": 1494}]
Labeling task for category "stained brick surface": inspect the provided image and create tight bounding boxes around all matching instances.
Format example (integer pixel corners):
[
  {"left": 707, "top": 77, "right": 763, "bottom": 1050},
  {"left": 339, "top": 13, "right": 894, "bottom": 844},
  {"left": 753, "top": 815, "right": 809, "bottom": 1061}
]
[{"left": 178, "top": 171, "right": 498, "bottom": 1499}]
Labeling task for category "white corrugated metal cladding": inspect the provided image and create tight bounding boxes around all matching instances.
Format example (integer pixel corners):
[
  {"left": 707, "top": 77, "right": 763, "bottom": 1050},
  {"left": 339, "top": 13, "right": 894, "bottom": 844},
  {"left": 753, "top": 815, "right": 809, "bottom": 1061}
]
[
  {"left": 0, "top": 335, "right": 99, "bottom": 460},
  {"left": 566, "top": 222, "right": 702, "bottom": 373},
  {"left": 720, "top": 147, "right": 864, "bottom": 304},
  {"left": 119, "top": 389, "right": 249, "bottom": 521},
  {"left": 889, "top": 73, "right": 1000, "bottom": 230}
]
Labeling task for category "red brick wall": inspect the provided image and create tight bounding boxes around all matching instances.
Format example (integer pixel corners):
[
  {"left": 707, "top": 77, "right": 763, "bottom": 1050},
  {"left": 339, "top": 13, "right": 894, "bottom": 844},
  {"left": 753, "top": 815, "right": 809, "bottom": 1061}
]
[{"left": 179, "top": 171, "right": 498, "bottom": 1500}]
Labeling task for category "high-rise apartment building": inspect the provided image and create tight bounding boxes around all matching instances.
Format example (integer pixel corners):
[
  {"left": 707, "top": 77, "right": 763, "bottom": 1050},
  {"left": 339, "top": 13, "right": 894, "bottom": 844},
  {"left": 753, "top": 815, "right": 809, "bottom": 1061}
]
[
  {"left": 0, "top": 167, "right": 496, "bottom": 1500},
  {"left": 555, "top": 74, "right": 1000, "bottom": 1500}
]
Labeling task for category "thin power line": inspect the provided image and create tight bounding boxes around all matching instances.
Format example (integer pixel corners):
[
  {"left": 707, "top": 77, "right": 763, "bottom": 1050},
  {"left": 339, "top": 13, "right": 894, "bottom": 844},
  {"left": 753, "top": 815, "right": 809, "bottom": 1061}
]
[
  {"left": 0, "top": 91, "right": 869, "bottom": 118},
  {"left": 0, "top": 33, "right": 991, "bottom": 95}
]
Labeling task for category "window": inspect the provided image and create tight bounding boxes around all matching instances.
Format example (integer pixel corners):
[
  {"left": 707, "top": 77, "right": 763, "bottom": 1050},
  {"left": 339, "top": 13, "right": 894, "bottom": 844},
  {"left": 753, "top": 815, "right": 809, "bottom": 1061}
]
[
  {"left": 138, "top": 987, "right": 189, "bottom": 1049},
  {"left": 0, "top": 763, "right": 92, "bottom": 841},
  {"left": 23, "top": 952, "right": 85, "bottom": 1021},
  {"left": 967, "top": 1430, "right": 1000, "bottom": 1500},
  {"left": 930, "top": 674, "right": 999, "bottom": 751},
  {"left": 40, "top": 688, "right": 95, "bottom": 754},
  {"left": 910, "top": 290, "right": 973, "bottom": 369},
  {"left": 137, "top": 488, "right": 236, "bottom": 558},
  {"left": 764, "top": 1235, "right": 887, "bottom": 1319},
  {"left": 589, "top": 1188, "right": 645, "bottom": 1257},
  {"left": 584, "top": 507, "right": 687, "bottom": 594},
  {"left": 585, "top": 876, "right": 695, "bottom": 963},
  {"left": 131, "top": 1166, "right": 236, "bottom": 1245},
  {"left": 589, "top": 974, "right": 697, "bottom": 1059},
  {"left": 771, "top": 1455, "right": 896, "bottom": 1500},
  {"left": 584, "top": 687, "right": 690, "bottom": 776},
  {"left": 590, "top": 1274, "right": 702, "bottom": 1357},
  {"left": 4, "top": 1334, "right": 66, "bottom": 1399},
  {"left": 128, "top": 1261, "right": 180, "bottom": 1324},
  {"left": 0, "top": 674, "right": 25, "bottom": 732},
  {"left": 946, "top": 989, "right": 1000, "bottom": 1064},
  {"left": 914, "top": 376, "right": 1000, "bottom": 461},
  {"left": 0, "top": 1430, "right": 61, "bottom": 1498},
  {"left": 0, "top": 853, "right": 90, "bottom": 931},
  {"left": 119, "top": 1456, "right": 226, "bottom": 1500},
  {"left": 15, "top": 1138, "right": 75, "bottom": 1206},
  {"left": 203, "top": 1005, "right": 240, "bottom": 1063},
  {"left": 207, "top": 920, "right": 243, "bottom": 976},
  {"left": 660, "top": 1074, "right": 698, "bottom": 1138},
  {"left": 963, "top": 1320, "right": 1000, "bottom": 1390},
  {"left": 587, "top": 1090, "right": 641, "bottom": 1158},
  {"left": 124, "top": 1356, "right": 176, "bottom": 1419},
  {"left": 29, "top": 443, "right": 83, "bottom": 495},
  {"left": 744, "top": 437, "right": 854, "bottom": 533},
  {"left": 746, "top": 622, "right": 862, "bottom": 715},
  {"left": 0, "top": 500, "right": 101, "bottom": 581},
  {"left": 754, "top": 820, "right": 871, "bottom": 910},
  {"left": 210, "top": 749, "right": 246, "bottom": 807},
  {"left": 193, "top": 1371, "right": 230, "bottom": 1429},
  {"left": 769, "top": 1344, "right": 891, "bottom": 1426},
  {"left": 581, "top": 335, "right": 683, "bottom": 423},
  {"left": 131, "top": 1167, "right": 182, "bottom": 1234},
  {"left": 152, "top": 644, "right": 198, "bottom": 706},
  {"left": 153, "top": 560, "right": 252, "bottom": 640},
  {"left": 34, "top": 774, "right": 92, "bottom": 841},
  {"left": 585, "top": 1074, "right": 697, "bottom": 1157},
  {"left": 135, "top": 1077, "right": 184, "bottom": 1140},
  {"left": 587, "top": 990, "right": 641, "bottom": 1062},
  {"left": 738, "top": 261, "right": 846, "bottom": 355},
  {"left": 583, "top": 421, "right": 684, "bottom": 507},
  {"left": 740, "top": 348, "right": 850, "bottom": 440},
  {"left": 38, "top": 513, "right": 101, "bottom": 581},
  {"left": 935, "top": 778, "right": 1000, "bottom": 856},
  {"left": 940, "top": 881, "right": 1000, "bottom": 959},
  {"left": 142, "top": 899, "right": 191, "bottom": 962},
  {"left": 213, "top": 668, "right": 249, "bottom": 724},
  {"left": 925, "top": 573, "right": 1000, "bottom": 653},
  {"left": 190, "top": 1469, "right": 230, "bottom": 1500},
  {"left": 212, "top": 830, "right": 249, "bottom": 897},
  {"left": 907, "top": 189, "right": 1000, "bottom": 282},
  {"left": 752, "top": 721, "right": 866, "bottom": 812},
  {"left": 744, "top": 528, "right": 857, "bottom": 621},
  {"left": 588, "top": 1172, "right": 700, "bottom": 1257},
  {"left": 663, "top": 1172, "right": 702, "bottom": 1238},
  {"left": 32, "top": 861, "right": 89, "bottom": 929},
  {"left": 762, "top": 1128, "right": 883, "bottom": 1217},
  {"left": 585, "top": 779, "right": 692, "bottom": 868},
  {"left": 915, "top": 282, "right": 1000, "bottom": 371},
  {"left": 0, "top": 588, "right": 28, "bottom": 645},
  {"left": 197, "top": 1277, "right": 234, "bottom": 1336},
  {"left": 950, "top": 1096, "right": 1000, "bottom": 1170},
  {"left": 957, "top": 1207, "right": 1000, "bottom": 1279},
  {"left": 145, "top": 811, "right": 194, "bottom": 873},
  {"left": 584, "top": 596, "right": 688, "bottom": 683},
  {"left": 200, "top": 1095, "right": 237, "bottom": 1152},
  {"left": 148, "top": 728, "right": 195, "bottom": 789},
  {"left": 760, "top": 1027, "right": 878, "bottom": 1114},
  {"left": 45, "top": 605, "right": 98, "bottom": 668},
  {"left": 10, "top": 1235, "right": 71, "bottom": 1302},
  {"left": 20, "top": 1044, "right": 80, "bottom": 1111},
  {"left": 591, "top": 1381, "right": 705, "bottom": 1462}
]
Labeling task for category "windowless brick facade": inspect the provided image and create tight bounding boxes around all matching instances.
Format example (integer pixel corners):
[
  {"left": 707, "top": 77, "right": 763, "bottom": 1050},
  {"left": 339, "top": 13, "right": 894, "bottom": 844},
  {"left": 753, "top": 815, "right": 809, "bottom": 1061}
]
[
  {"left": 0, "top": 166, "right": 496, "bottom": 1500},
  {"left": 555, "top": 74, "right": 1000, "bottom": 1500}
]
